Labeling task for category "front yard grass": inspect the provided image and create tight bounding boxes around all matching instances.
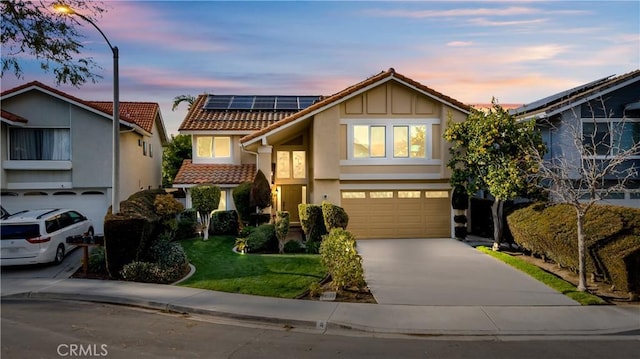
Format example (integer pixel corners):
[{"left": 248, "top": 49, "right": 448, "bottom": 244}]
[
  {"left": 477, "top": 246, "right": 606, "bottom": 305},
  {"left": 179, "top": 236, "right": 326, "bottom": 298}
]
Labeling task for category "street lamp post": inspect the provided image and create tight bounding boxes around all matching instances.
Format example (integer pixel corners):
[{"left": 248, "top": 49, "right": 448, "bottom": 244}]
[{"left": 54, "top": 4, "right": 120, "bottom": 213}]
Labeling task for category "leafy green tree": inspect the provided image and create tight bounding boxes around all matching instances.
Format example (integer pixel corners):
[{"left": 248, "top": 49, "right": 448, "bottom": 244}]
[
  {"left": 162, "top": 134, "right": 192, "bottom": 187},
  {"left": 190, "top": 185, "right": 221, "bottom": 240},
  {"left": 172, "top": 94, "right": 196, "bottom": 111},
  {"left": 1, "top": 1, "right": 106, "bottom": 86},
  {"left": 444, "top": 100, "right": 544, "bottom": 250}
]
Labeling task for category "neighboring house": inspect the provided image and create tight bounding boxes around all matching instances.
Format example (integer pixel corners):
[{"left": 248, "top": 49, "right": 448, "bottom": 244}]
[
  {"left": 510, "top": 70, "right": 640, "bottom": 208},
  {"left": 1, "top": 81, "right": 169, "bottom": 233},
  {"left": 175, "top": 68, "right": 470, "bottom": 238}
]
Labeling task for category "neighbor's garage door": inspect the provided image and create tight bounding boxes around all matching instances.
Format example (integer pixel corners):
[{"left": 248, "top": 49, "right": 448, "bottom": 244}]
[
  {"left": 341, "top": 190, "right": 450, "bottom": 239},
  {"left": 1, "top": 190, "right": 109, "bottom": 235}
]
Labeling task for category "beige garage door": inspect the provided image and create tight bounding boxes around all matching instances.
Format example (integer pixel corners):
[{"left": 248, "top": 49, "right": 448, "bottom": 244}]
[{"left": 341, "top": 190, "right": 450, "bottom": 239}]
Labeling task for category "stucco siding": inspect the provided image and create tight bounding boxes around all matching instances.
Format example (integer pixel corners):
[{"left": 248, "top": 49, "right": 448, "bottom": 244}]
[
  {"left": 312, "top": 106, "right": 340, "bottom": 179},
  {"left": 70, "top": 106, "right": 112, "bottom": 188}
]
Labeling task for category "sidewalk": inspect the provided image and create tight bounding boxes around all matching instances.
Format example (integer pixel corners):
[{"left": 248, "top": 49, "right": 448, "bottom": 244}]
[{"left": 2, "top": 277, "right": 639, "bottom": 337}]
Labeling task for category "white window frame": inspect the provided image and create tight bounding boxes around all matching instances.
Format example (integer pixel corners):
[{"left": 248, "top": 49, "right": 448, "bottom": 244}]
[
  {"left": 342, "top": 118, "right": 440, "bottom": 165},
  {"left": 194, "top": 135, "right": 233, "bottom": 163}
]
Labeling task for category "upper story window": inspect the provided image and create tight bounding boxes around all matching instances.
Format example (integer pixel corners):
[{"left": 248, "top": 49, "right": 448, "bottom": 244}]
[
  {"left": 276, "top": 150, "right": 306, "bottom": 179},
  {"left": 196, "top": 136, "right": 231, "bottom": 159},
  {"left": 9, "top": 128, "right": 70, "bottom": 160},
  {"left": 345, "top": 119, "right": 436, "bottom": 163},
  {"left": 582, "top": 119, "right": 640, "bottom": 157}
]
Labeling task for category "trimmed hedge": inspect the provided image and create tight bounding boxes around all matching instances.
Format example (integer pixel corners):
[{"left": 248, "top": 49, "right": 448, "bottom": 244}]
[
  {"left": 298, "top": 204, "right": 327, "bottom": 243},
  {"left": 245, "top": 224, "right": 278, "bottom": 253},
  {"left": 321, "top": 201, "right": 349, "bottom": 231},
  {"left": 210, "top": 210, "right": 240, "bottom": 235},
  {"left": 507, "top": 203, "right": 640, "bottom": 294},
  {"left": 319, "top": 228, "right": 366, "bottom": 290}
]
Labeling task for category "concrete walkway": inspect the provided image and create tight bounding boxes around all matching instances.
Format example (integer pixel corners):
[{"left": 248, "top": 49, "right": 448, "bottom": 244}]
[
  {"left": 357, "top": 238, "right": 578, "bottom": 306},
  {"left": 2, "top": 278, "right": 639, "bottom": 336}
]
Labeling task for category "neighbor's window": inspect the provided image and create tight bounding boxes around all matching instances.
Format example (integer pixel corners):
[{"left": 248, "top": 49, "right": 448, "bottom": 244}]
[
  {"left": 197, "top": 136, "right": 231, "bottom": 158},
  {"left": 583, "top": 120, "right": 640, "bottom": 156},
  {"left": 9, "top": 128, "right": 70, "bottom": 160},
  {"left": 393, "top": 125, "right": 426, "bottom": 158},
  {"left": 354, "top": 125, "right": 386, "bottom": 158}
]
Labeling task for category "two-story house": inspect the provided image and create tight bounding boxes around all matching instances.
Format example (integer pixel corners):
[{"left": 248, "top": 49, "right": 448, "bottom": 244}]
[
  {"left": 175, "top": 68, "right": 470, "bottom": 239},
  {"left": 510, "top": 70, "right": 640, "bottom": 208},
  {"left": 1, "top": 81, "right": 169, "bottom": 233}
]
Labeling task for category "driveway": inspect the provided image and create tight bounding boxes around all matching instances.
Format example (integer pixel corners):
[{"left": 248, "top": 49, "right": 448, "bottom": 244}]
[
  {"left": 1, "top": 247, "right": 82, "bottom": 280},
  {"left": 356, "top": 238, "right": 579, "bottom": 306}
]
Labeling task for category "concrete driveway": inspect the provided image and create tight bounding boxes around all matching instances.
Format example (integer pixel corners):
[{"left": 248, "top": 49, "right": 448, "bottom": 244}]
[
  {"left": 356, "top": 238, "right": 579, "bottom": 306},
  {"left": 1, "top": 247, "right": 82, "bottom": 280}
]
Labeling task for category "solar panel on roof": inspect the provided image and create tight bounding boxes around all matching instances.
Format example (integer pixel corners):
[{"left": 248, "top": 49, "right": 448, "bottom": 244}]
[
  {"left": 228, "top": 96, "right": 254, "bottom": 110},
  {"left": 253, "top": 96, "right": 276, "bottom": 110},
  {"left": 203, "top": 95, "right": 321, "bottom": 111},
  {"left": 275, "top": 96, "right": 299, "bottom": 110}
]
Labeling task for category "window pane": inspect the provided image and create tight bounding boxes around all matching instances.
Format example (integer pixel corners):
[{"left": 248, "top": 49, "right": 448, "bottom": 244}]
[
  {"left": 425, "top": 191, "right": 448, "bottom": 198},
  {"left": 10, "top": 128, "right": 70, "bottom": 160},
  {"left": 292, "top": 151, "right": 306, "bottom": 179},
  {"left": 217, "top": 190, "right": 227, "bottom": 210},
  {"left": 341, "top": 192, "right": 366, "bottom": 199},
  {"left": 371, "top": 126, "right": 386, "bottom": 157},
  {"left": 394, "top": 126, "right": 409, "bottom": 157},
  {"left": 582, "top": 122, "right": 609, "bottom": 155},
  {"left": 353, "top": 125, "right": 369, "bottom": 158},
  {"left": 614, "top": 122, "right": 640, "bottom": 153},
  {"left": 197, "top": 136, "right": 213, "bottom": 157},
  {"left": 410, "top": 125, "right": 426, "bottom": 158},
  {"left": 398, "top": 191, "right": 421, "bottom": 198},
  {"left": 214, "top": 137, "right": 231, "bottom": 158},
  {"left": 370, "top": 191, "right": 393, "bottom": 198},
  {"left": 276, "top": 151, "right": 290, "bottom": 179}
]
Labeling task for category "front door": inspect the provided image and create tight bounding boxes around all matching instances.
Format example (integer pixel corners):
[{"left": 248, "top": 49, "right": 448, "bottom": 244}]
[{"left": 280, "top": 185, "right": 303, "bottom": 223}]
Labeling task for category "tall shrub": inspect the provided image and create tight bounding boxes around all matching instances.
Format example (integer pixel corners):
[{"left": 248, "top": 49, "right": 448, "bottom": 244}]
[
  {"left": 298, "top": 204, "right": 327, "bottom": 243},
  {"left": 232, "top": 181, "right": 253, "bottom": 225},
  {"left": 275, "top": 211, "right": 290, "bottom": 254},
  {"left": 322, "top": 201, "right": 349, "bottom": 231},
  {"left": 320, "top": 228, "right": 365, "bottom": 290}
]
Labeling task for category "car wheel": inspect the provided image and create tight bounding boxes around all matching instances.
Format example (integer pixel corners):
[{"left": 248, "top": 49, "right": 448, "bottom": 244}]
[{"left": 54, "top": 244, "right": 65, "bottom": 264}]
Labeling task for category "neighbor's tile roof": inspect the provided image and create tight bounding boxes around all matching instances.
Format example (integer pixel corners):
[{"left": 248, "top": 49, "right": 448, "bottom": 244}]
[
  {"left": 241, "top": 68, "right": 472, "bottom": 144},
  {"left": 173, "top": 160, "right": 256, "bottom": 185},
  {"left": 1, "top": 81, "right": 160, "bottom": 133},
  {"left": 88, "top": 101, "right": 159, "bottom": 133},
  {"left": 178, "top": 94, "right": 298, "bottom": 131},
  {"left": 1, "top": 109, "right": 28, "bottom": 124}
]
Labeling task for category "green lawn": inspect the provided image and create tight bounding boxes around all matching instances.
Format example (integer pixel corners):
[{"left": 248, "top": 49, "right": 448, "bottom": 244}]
[
  {"left": 179, "top": 236, "right": 326, "bottom": 298},
  {"left": 477, "top": 246, "right": 606, "bottom": 305}
]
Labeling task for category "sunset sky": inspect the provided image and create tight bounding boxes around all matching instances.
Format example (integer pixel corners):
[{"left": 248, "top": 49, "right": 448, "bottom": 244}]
[{"left": 3, "top": 0, "right": 639, "bottom": 135}]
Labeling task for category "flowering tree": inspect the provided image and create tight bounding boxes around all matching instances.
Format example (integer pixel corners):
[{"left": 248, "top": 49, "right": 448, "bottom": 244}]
[{"left": 444, "top": 100, "right": 544, "bottom": 250}]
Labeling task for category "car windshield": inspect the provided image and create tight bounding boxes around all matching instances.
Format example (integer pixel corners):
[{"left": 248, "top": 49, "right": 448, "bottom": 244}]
[{"left": 1, "top": 224, "right": 40, "bottom": 239}]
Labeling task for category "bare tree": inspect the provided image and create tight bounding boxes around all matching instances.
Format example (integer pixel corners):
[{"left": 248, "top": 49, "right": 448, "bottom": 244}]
[{"left": 529, "top": 98, "right": 639, "bottom": 291}]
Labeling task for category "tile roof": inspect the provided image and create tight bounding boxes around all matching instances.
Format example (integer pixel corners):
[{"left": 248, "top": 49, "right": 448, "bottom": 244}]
[
  {"left": 1, "top": 109, "right": 28, "bottom": 124},
  {"left": 178, "top": 94, "right": 299, "bottom": 131},
  {"left": 88, "top": 101, "right": 159, "bottom": 133},
  {"left": 1, "top": 81, "right": 160, "bottom": 133},
  {"left": 240, "top": 68, "right": 472, "bottom": 144},
  {"left": 173, "top": 160, "right": 256, "bottom": 185}
]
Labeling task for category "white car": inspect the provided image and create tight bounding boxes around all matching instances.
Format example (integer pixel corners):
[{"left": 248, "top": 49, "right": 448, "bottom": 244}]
[{"left": 1, "top": 209, "right": 94, "bottom": 265}]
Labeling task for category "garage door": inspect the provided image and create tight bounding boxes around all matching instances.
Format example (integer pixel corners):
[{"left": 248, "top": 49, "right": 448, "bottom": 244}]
[
  {"left": 341, "top": 190, "right": 450, "bottom": 239},
  {"left": 1, "top": 190, "right": 109, "bottom": 235}
]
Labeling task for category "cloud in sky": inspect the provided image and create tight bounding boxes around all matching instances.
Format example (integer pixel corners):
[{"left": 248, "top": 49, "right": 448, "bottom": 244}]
[{"left": 2, "top": 1, "right": 638, "bottom": 134}]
